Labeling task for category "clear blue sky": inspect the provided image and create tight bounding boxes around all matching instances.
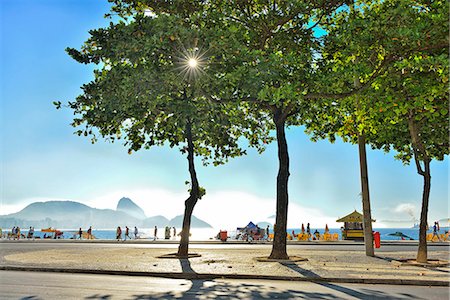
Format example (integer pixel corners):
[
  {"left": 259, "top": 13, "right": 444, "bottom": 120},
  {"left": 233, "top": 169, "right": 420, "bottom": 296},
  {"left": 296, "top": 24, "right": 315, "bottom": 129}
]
[{"left": 1, "top": 0, "right": 448, "bottom": 229}]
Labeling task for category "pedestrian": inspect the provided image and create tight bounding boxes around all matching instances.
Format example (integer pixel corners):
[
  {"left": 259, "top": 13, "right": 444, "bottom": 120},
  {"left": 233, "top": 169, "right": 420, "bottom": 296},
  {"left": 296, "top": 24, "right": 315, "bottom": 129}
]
[
  {"left": 314, "top": 229, "right": 320, "bottom": 240},
  {"left": 87, "top": 226, "right": 92, "bottom": 240},
  {"left": 306, "top": 223, "right": 311, "bottom": 241},
  {"left": 116, "top": 226, "right": 122, "bottom": 241},
  {"left": 134, "top": 226, "right": 138, "bottom": 239},
  {"left": 154, "top": 226, "right": 158, "bottom": 240},
  {"left": 16, "top": 226, "right": 21, "bottom": 240},
  {"left": 292, "top": 230, "right": 296, "bottom": 240},
  {"left": 266, "top": 225, "right": 270, "bottom": 241},
  {"left": 27, "top": 226, "right": 34, "bottom": 239},
  {"left": 172, "top": 227, "right": 176, "bottom": 239},
  {"left": 78, "top": 227, "right": 83, "bottom": 239},
  {"left": 10, "top": 226, "right": 16, "bottom": 240},
  {"left": 165, "top": 226, "right": 170, "bottom": 239},
  {"left": 125, "top": 226, "right": 131, "bottom": 241},
  {"left": 432, "top": 222, "right": 441, "bottom": 241}
]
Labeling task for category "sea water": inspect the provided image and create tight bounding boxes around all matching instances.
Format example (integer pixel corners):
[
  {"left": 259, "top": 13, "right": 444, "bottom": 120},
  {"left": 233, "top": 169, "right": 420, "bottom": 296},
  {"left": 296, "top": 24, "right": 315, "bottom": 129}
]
[{"left": 8, "top": 227, "right": 448, "bottom": 241}]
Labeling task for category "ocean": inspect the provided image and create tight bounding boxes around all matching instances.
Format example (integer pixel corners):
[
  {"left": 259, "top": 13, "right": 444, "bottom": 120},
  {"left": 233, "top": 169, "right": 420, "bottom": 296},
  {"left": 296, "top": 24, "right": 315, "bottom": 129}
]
[{"left": 5, "top": 226, "right": 448, "bottom": 241}]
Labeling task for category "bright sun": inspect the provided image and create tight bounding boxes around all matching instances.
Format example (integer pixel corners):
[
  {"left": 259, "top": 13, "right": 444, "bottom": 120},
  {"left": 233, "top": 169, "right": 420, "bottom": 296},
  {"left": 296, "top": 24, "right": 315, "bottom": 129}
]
[{"left": 188, "top": 58, "right": 198, "bottom": 68}]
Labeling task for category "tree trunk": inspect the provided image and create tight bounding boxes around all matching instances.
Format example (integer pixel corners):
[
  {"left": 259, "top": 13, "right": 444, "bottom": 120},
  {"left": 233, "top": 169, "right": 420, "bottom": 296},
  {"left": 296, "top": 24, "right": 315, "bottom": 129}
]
[
  {"left": 354, "top": 77, "right": 374, "bottom": 257},
  {"left": 269, "top": 108, "right": 290, "bottom": 260},
  {"left": 408, "top": 114, "right": 431, "bottom": 263},
  {"left": 416, "top": 160, "right": 431, "bottom": 263},
  {"left": 358, "top": 134, "right": 374, "bottom": 257},
  {"left": 177, "top": 121, "right": 200, "bottom": 257}
]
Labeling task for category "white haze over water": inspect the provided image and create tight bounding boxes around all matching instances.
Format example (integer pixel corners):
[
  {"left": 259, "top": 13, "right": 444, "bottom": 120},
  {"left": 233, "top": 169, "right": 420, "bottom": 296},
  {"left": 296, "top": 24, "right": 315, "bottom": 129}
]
[{"left": 2, "top": 188, "right": 401, "bottom": 229}]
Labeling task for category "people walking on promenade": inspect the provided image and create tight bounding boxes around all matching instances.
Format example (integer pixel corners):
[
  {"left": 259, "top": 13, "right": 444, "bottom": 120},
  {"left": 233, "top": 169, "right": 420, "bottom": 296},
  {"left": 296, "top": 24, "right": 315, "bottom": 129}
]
[
  {"left": 124, "top": 226, "right": 131, "bottom": 241},
  {"left": 134, "top": 226, "right": 138, "bottom": 239},
  {"left": 116, "top": 226, "right": 122, "bottom": 241},
  {"left": 87, "top": 226, "right": 92, "bottom": 240},
  {"left": 266, "top": 225, "right": 270, "bottom": 241},
  {"left": 172, "top": 227, "right": 176, "bottom": 239},
  {"left": 154, "top": 226, "right": 158, "bottom": 240}
]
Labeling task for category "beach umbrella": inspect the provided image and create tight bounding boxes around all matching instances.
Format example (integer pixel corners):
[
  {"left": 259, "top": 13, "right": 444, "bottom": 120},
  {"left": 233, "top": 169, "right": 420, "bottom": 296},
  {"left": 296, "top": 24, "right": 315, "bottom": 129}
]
[
  {"left": 301, "top": 223, "right": 305, "bottom": 233},
  {"left": 325, "top": 224, "right": 329, "bottom": 233},
  {"left": 388, "top": 232, "right": 414, "bottom": 240}
]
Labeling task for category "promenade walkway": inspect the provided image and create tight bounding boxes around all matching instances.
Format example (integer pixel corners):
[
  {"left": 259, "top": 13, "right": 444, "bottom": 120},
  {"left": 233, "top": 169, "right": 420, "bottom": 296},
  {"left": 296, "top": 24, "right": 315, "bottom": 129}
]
[{"left": 0, "top": 240, "right": 448, "bottom": 286}]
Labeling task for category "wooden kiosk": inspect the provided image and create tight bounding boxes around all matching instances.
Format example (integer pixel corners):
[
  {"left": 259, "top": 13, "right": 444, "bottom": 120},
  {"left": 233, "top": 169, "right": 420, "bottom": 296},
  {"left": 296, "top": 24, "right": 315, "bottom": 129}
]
[{"left": 337, "top": 210, "right": 375, "bottom": 240}]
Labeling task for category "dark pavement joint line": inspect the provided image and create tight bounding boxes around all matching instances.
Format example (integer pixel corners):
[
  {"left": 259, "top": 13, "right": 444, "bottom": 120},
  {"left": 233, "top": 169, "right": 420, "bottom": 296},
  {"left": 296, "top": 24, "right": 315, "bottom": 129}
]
[{"left": 0, "top": 265, "right": 448, "bottom": 287}]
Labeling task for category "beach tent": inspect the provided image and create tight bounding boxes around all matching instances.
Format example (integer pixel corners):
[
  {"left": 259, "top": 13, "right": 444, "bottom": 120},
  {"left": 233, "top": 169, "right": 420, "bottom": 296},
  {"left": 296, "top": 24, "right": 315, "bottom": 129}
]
[{"left": 245, "top": 222, "right": 256, "bottom": 229}]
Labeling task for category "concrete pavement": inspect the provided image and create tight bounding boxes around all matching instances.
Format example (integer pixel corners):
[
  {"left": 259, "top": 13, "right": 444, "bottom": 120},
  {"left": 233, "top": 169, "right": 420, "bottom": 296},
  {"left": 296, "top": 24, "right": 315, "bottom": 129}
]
[{"left": 0, "top": 240, "right": 448, "bottom": 286}]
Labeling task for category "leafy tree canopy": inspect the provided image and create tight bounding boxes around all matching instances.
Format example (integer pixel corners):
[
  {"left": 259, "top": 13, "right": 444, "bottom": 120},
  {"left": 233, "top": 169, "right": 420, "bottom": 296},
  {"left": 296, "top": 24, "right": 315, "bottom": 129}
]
[{"left": 62, "top": 12, "right": 271, "bottom": 165}]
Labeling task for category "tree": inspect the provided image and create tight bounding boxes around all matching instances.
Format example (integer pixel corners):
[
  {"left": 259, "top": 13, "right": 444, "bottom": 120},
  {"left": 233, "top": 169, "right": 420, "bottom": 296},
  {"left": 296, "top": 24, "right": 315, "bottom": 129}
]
[
  {"left": 304, "top": 0, "right": 447, "bottom": 257},
  {"left": 58, "top": 12, "right": 269, "bottom": 257},
  {"left": 108, "top": 0, "right": 352, "bottom": 259},
  {"left": 365, "top": 53, "right": 448, "bottom": 263}
]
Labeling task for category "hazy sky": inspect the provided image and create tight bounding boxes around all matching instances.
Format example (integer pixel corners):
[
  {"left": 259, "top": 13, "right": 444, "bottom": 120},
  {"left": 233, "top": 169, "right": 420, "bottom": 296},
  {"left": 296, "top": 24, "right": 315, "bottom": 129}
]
[{"left": 1, "top": 0, "right": 448, "bottom": 229}]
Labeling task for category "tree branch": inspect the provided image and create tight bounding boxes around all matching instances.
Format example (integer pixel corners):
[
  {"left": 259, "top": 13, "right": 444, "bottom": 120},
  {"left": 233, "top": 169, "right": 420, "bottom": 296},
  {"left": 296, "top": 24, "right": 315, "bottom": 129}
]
[{"left": 304, "top": 55, "right": 396, "bottom": 100}]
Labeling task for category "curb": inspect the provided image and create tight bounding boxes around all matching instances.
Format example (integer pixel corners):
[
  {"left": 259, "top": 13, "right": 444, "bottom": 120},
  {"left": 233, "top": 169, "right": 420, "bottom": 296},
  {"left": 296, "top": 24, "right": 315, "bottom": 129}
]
[
  {"left": 1, "top": 265, "right": 448, "bottom": 287},
  {"left": 1, "top": 240, "right": 449, "bottom": 246}
]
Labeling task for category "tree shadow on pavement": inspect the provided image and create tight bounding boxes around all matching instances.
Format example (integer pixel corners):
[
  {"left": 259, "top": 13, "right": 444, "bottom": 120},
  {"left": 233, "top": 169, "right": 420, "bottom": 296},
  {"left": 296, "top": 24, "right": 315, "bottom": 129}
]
[
  {"left": 279, "top": 261, "right": 422, "bottom": 300},
  {"left": 129, "top": 279, "right": 345, "bottom": 299},
  {"left": 85, "top": 294, "right": 112, "bottom": 299}
]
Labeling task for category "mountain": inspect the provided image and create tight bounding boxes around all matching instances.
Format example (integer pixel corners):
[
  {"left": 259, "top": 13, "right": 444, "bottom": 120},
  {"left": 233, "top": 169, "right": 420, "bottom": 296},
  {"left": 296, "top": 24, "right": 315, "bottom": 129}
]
[
  {"left": 0, "top": 200, "right": 140, "bottom": 229},
  {"left": 142, "top": 215, "right": 169, "bottom": 228},
  {"left": 0, "top": 199, "right": 212, "bottom": 229},
  {"left": 116, "top": 197, "right": 146, "bottom": 219},
  {"left": 168, "top": 215, "right": 212, "bottom": 228}
]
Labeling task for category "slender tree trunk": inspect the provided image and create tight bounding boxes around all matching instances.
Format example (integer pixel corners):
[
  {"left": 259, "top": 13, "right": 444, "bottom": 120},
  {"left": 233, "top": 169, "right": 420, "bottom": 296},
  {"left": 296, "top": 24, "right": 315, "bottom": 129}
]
[
  {"left": 408, "top": 114, "right": 431, "bottom": 263},
  {"left": 178, "top": 121, "right": 200, "bottom": 257},
  {"left": 354, "top": 77, "right": 374, "bottom": 256},
  {"left": 416, "top": 160, "right": 431, "bottom": 263},
  {"left": 269, "top": 108, "right": 290, "bottom": 260},
  {"left": 358, "top": 133, "right": 374, "bottom": 256}
]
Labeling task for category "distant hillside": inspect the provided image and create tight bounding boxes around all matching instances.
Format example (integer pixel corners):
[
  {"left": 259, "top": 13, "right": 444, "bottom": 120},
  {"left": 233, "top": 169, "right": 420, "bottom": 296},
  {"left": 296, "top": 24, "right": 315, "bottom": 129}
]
[
  {"left": 0, "top": 199, "right": 212, "bottom": 229},
  {"left": 168, "top": 215, "right": 212, "bottom": 228},
  {"left": 142, "top": 215, "right": 169, "bottom": 228},
  {"left": 116, "top": 197, "right": 146, "bottom": 219}
]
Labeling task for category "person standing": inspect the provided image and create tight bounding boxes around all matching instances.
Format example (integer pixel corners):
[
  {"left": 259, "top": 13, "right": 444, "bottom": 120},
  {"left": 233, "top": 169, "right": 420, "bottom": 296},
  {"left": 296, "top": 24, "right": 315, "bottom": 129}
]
[
  {"left": 154, "top": 226, "right": 158, "bottom": 240},
  {"left": 124, "top": 226, "right": 131, "bottom": 241},
  {"left": 78, "top": 227, "right": 83, "bottom": 239},
  {"left": 306, "top": 223, "right": 311, "bottom": 241},
  {"left": 165, "top": 226, "right": 170, "bottom": 239},
  {"left": 172, "top": 227, "right": 176, "bottom": 239},
  {"left": 116, "top": 226, "right": 122, "bottom": 241},
  {"left": 134, "top": 226, "right": 138, "bottom": 239},
  {"left": 266, "top": 225, "right": 270, "bottom": 241},
  {"left": 87, "top": 226, "right": 92, "bottom": 240}
]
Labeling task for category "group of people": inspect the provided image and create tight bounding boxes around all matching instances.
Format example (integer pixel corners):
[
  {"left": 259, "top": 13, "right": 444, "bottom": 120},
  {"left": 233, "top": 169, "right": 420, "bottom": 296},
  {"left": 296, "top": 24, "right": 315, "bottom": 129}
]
[
  {"left": 116, "top": 226, "right": 139, "bottom": 241},
  {"left": 3, "top": 226, "right": 35, "bottom": 240},
  {"left": 77, "top": 226, "right": 94, "bottom": 240},
  {"left": 289, "top": 223, "right": 329, "bottom": 241},
  {"left": 152, "top": 226, "right": 177, "bottom": 240}
]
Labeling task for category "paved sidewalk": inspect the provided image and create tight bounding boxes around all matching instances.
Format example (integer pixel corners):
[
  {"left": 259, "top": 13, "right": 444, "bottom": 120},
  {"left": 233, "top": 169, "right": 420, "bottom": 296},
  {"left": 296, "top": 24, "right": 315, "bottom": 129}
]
[{"left": 1, "top": 242, "right": 449, "bottom": 286}]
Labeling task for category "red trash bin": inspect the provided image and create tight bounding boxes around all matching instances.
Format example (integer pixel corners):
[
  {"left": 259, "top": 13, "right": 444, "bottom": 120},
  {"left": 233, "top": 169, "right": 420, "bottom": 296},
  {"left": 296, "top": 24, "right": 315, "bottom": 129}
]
[
  {"left": 373, "top": 231, "right": 381, "bottom": 248},
  {"left": 220, "top": 231, "right": 228, "bottom": 242}
]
